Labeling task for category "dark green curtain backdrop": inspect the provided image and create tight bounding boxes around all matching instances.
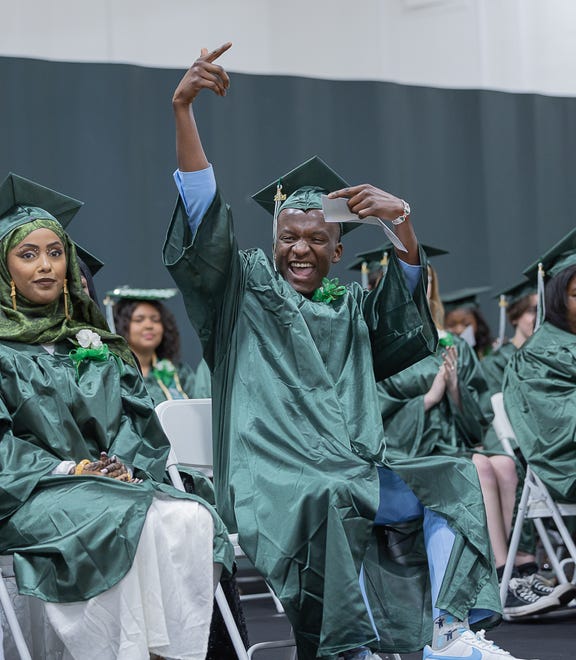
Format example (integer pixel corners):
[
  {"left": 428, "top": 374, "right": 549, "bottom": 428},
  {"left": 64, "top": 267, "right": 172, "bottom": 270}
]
[{"left": 1, "top": 55, "right": 575, "bottom": 366}]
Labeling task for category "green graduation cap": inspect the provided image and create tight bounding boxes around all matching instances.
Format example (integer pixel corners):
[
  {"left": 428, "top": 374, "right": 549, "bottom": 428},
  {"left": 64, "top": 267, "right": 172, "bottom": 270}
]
[
  {"left": 75, "top": 244, "right": 104, "bottom": 277},
  {"left": 494, "top": 278, "right": 536, "bottom": 307},
  {"left": 105, "top": 286, "right": 178, "bottom": 302},
  {"left": 347, "top": 242, "right": 448, "bottom": 272},
  {"left": 252, "top": 155, "right": 361, "bottom": 235},
  {"left": 0, "top": 172, "right": 84, "bottom": 239},
  {"left": 522, "top": 227, "right": 576, "bottom": 281},
  {"left": 441, "top": 286, "right": 491, "bottom": 313},
  {"left": 102, "top": 286, "right": 179, "bottom": 334}
]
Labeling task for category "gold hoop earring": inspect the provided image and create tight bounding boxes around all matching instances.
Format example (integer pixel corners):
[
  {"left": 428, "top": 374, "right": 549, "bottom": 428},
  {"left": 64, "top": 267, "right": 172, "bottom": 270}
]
[
  {"left": 63, "top": 279, "right": 70, "bottom": 320},
  {"left": 10, "top": 280, "right": 17, "bottom": 311}
]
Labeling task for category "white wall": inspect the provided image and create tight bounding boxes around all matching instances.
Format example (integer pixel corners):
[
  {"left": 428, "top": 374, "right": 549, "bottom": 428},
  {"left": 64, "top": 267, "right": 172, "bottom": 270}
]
[{"left": 2, "top": 0, "right": 576, "bottom": 96}]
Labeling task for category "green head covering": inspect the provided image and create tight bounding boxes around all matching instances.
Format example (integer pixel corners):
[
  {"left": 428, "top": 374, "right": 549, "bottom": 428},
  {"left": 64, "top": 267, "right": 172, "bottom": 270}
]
[{"left": 0, "top": 174, "right": 135, "bottom": 365}]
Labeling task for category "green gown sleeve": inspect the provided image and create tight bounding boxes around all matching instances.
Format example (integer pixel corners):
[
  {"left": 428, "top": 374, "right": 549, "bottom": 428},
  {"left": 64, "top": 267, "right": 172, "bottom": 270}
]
[
  {"left": 163, "top": 192, "right": 242, "bottom": 370},
  {"left": 448, "top": 339, "right": 494, "bottom": 449},
  {"left": 503, "top": 322, "right": 576, "bottom": 501},
  {"left": 193, "top": 358, "right": 212, "bottom": 398},
  {"left": 363, "top": 248, "right": 438, "bottom": 380},
  {"left": 0, "top": 342, "right": 233, "bottom": 602},
  {"left": 0, "top": 393, "right": 60, "bottom": 522},
  {"left": 378, "top": 338, "right": 492, "bottom": 459},
  {"left": 481, "top": 343, "right": 515, "bottom": 394},
  {"left": 176, "top": 360, "right": 197, "bottom": 396}
]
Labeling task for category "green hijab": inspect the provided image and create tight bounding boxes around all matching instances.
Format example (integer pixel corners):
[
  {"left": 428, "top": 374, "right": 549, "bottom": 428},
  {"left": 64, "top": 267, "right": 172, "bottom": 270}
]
[{"left": 0, "top": 218, "right": 135, "bottom": 366}]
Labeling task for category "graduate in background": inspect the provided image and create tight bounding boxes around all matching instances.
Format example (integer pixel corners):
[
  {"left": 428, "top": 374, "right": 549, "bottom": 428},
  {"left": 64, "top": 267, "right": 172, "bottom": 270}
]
[
  {"left": 442, "top": 287, "right": 494, "bottom": 359},
  {"left": 162, "top": 43, "right": 531, "bottom": 660},
  {"left": 502, "top": 229, "right": 576, "bottom": 611},
  {"left": 75, "top": 243, "right": 103, "bottom": 302},
  {"left": 106, "top": 286, "right": 208, "bottom": 404},
  {"left": 504, "top": 228, "right": 576, "bottom": 505},
  {"left": 482, "top": 280, "right": 537, "bottom": 397},
  {"left": 480, "top": 279, "right": 572, "bottom": 617},
  {"left": 347, "top": 242, "right": 447, "bottom": 292},
  {"left": 376, "top": 262, "right": 537, "bottom": 615}
]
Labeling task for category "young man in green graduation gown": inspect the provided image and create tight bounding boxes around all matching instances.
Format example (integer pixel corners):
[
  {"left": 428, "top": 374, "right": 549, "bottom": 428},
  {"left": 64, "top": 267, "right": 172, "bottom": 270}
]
[{"left": 163, "top": 43, "right": 530, "bottom": 660}]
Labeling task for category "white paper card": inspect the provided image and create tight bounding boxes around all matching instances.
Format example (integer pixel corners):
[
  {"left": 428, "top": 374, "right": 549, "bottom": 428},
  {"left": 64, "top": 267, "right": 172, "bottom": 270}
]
[{"left": 321, "top": 195, "right": 407, "bottom": 252}]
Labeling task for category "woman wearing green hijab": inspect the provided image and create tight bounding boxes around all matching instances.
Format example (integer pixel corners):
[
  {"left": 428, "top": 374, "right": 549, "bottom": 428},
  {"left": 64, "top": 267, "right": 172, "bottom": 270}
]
[{"left": 0, "top": 174, "right": 232, "bottom": 660}]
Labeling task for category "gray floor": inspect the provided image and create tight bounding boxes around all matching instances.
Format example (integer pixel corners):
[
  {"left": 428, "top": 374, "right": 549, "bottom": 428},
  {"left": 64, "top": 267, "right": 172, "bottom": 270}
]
[{"left": 242, "top": 592, "right": 576, "bottom": 660}]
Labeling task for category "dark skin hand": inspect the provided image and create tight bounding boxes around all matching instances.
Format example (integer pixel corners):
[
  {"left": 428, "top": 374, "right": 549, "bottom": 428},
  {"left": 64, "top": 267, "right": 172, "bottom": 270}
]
[
  {"left": 173, "top": 42, "right": 232, "bottom": 173},
  {"left": 77, "top": 451, "right": 141, "bottom": 483},
  {"left": 327, "top": 184, "right": 419, "bottom": 265}
]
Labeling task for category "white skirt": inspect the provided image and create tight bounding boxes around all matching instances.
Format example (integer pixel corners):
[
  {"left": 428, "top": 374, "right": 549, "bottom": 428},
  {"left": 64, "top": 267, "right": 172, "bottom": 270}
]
[{"left": 43, "top": 493, "right": 216, "bottom": 660}]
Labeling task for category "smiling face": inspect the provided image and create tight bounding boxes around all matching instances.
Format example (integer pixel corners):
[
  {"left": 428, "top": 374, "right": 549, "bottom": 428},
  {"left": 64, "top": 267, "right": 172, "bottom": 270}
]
[
  {"left": 7, "top": 227, "right": 67, "bottom": 305},
  {"left": 274, "top": 208, "right": 343, "bottom": 297},
  {"left": 127, "top": 302, "right": 164, "bottom": 354}
]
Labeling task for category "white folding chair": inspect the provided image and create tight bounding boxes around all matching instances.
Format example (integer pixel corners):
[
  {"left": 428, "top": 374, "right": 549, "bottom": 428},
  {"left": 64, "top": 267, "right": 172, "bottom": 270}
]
[
  {"left": 0, "top": 557, "right": 32, "bottom": 660},
  {"left": 491, "top": 392, "right": 576, "bottom": 610},
  {"left": 156, "top": 398, "right": 296, "bottom": 660}
]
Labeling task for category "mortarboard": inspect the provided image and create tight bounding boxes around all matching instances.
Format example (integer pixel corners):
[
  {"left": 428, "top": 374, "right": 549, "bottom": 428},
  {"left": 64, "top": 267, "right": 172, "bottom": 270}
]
[
  {"left": 75, "top": 244, "right": 104, "bottom": 277},
  {"left": 253, "top": 156, "right": 350, "bottom": 222},
  {"left": 441, "top": 286, "right": 492, "bottom": 313},
  {"left": 348, "top": 242, "right": 447, "bottom": 288},
  {"left": 521, "top": 227, "right": 576, "bottom": 330},
  {"left": 105, "top": 286, "right": 178, "bottom": 302},
  {"left": 102, "top": 286, "right": 178, "bottom": 333},
  {"left": 522, "top": 227, "right": 576, "bottom": 281},
  {"left": 0, "top": 172, "right": 83, "bottom": 239},
  {"left": 252, "top": 156, "right": 363, "bottom": 248},
  {"left": 347, "top": 242, "right": 447, "bottom": 272}
]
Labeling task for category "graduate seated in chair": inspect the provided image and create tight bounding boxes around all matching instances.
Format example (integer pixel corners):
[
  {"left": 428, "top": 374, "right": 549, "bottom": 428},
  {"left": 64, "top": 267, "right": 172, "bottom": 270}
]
[
  {"left": 0, "top": 173, "right": 233, "bottom": 660},
  {"left": 106, "top": 286, "right": 211, "bottom": 404},
  {"left": 163, "top": 43, "right": 535, "bottom": 660},
  {"left": 504, "top": 228, "right": 576, "bottom": 508}
]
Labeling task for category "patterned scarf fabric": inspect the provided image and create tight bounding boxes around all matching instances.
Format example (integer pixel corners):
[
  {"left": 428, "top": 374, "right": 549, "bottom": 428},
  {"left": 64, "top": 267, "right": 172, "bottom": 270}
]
[{"left": 0, "top": 217, "right": 135, "bottom": 366}]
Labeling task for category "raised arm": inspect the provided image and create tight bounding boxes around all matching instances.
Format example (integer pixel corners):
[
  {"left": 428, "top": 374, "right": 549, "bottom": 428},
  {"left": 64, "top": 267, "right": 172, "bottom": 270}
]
[
  {"left": 328, "top": 184, "right": 418, "bottom": 264},
  {"left": 172, "top": 42, "right": 232, "bottom": 172}
]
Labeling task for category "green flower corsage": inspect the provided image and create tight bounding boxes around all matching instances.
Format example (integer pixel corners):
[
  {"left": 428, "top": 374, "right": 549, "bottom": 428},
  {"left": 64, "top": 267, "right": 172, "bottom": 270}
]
[{"left": 312, "top": 277, "right": 347, "bottom": 304}]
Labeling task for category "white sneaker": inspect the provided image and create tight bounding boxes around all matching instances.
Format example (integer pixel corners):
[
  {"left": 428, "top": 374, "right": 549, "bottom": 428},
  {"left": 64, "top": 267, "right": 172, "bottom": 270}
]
[{"left": 422, "top": 629, "right": 538, "bottom": 660}]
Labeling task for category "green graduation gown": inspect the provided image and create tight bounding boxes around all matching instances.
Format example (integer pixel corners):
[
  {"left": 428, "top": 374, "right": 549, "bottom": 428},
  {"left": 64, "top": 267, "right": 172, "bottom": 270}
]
[
  {"left": 193, "top": 357, "right": 212, "bottom": 398},
  {"left": 163, "top": 192, "right": 499, "bottom": 657},
  {"left": 481, "top": 343, "right": 516, "bottom": 453},
  {"left": 144, "top": 359, "right": 197, "bottom": 405},
  {"left": 0, "top": 340, "right": 233, "bottom": 603},
  {"left": 503, "top": 322, "right": 576, "bottom": 502},
  {"left": 377, "top": 336, "right": 494, "bottom": 460}
]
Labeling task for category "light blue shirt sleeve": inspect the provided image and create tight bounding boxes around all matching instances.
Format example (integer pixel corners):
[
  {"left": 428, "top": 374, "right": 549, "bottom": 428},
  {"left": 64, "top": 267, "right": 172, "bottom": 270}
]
[
  {"left": 398, "top": 260, "right": 422, "bottom": 295},
  {"left": 173, "top": 166, "right": 217, "bottom": 235}
]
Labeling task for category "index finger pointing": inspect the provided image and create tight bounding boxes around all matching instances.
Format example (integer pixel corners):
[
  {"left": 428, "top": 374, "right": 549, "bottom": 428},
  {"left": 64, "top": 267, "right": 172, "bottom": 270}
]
[{"left": 205, "top": 42, "right": 233, "bottom": 63}]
